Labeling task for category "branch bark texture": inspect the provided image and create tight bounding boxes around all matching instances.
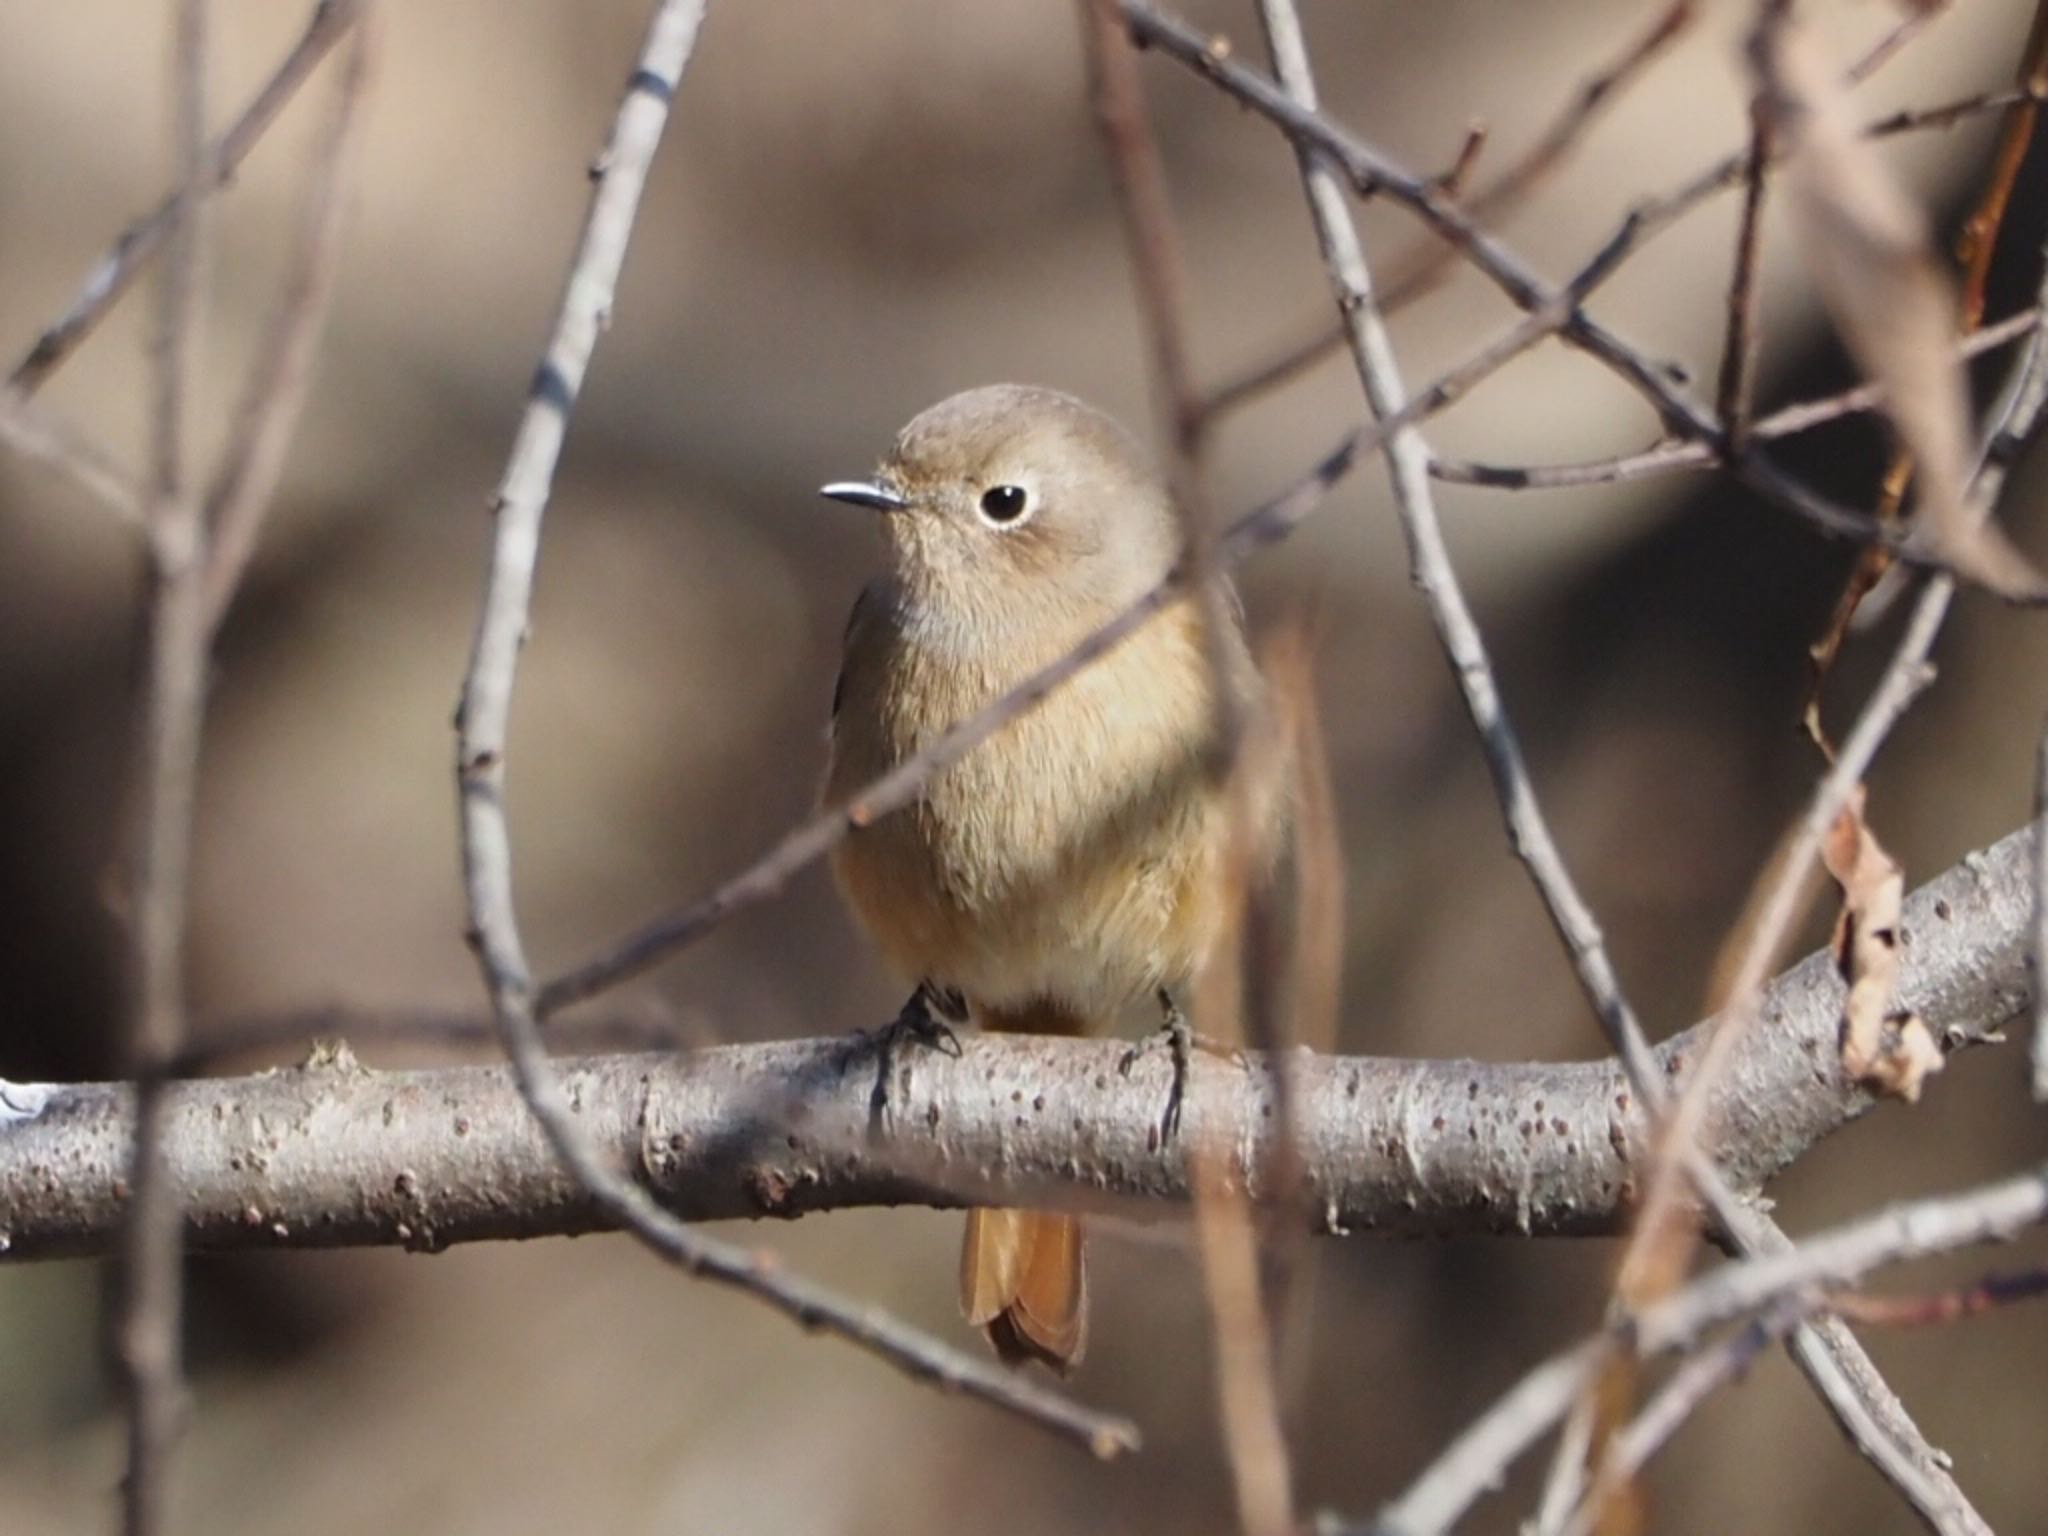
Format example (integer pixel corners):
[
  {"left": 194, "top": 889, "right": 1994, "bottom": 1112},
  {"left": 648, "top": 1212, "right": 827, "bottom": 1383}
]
[{"left": 0, "top": 826, "right": 2032, "bottom": 1262}]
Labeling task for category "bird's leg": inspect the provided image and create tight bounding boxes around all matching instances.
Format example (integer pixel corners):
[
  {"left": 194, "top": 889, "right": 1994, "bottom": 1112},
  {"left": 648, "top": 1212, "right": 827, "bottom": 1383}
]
[
  {"left": 1118, "top": 987, "right": 1211, "bottom": 1144},
  {"left": 862, "top": 981, "right": 965, "bottom": 1131}
]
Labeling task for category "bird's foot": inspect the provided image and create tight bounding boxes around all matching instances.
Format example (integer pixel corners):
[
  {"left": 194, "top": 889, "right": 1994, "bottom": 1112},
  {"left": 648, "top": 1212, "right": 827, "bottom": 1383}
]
[
  {"left": 861, "top": 983, "right": 966, "bottom": 1129},
  {"left": 1117, "top": 988, "right": 1223, "bottom": 1145}
]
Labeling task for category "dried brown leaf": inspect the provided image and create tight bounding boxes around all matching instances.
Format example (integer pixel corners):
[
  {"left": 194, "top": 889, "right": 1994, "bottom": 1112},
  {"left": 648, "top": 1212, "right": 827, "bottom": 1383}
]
[
  {"left": 1766, "top": 24, "right": 2048, "bottom": 602},
  {"left": 1821, "top": 788, "right": 1945, "bottom": 1101}
]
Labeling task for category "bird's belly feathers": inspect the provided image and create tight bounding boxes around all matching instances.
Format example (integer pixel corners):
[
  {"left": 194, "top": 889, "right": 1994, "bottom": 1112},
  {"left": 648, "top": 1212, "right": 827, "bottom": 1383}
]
[{"left": 829, "top": 608, "right": 1229, "bottom": 1020}]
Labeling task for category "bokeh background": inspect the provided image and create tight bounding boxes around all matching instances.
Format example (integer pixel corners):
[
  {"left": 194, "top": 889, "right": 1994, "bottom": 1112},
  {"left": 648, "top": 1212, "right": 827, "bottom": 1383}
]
[{"left": 2, "top": 2, "right": 2045, "bottom": 1531}]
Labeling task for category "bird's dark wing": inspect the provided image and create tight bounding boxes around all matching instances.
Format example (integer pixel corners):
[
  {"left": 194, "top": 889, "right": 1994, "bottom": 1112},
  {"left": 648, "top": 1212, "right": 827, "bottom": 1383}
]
[{"left": 831, "top": 579, "right": 884, "bottom": 721}]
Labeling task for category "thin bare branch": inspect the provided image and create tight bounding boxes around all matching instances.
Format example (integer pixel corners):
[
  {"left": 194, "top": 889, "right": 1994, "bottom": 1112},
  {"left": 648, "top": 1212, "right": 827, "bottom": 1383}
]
[
  {"left": 1203, "top": 73, "right": 2027, "bottom": 428},
  {"left": 1078, "top": 0, "right": 1243, "bottom": 749},
  {"left": 7, "top": 0, "right": 362, "bottom": 395},
  {"left": 1846, "top": 2, "right": 1950, "bottom": 85},
  {"left": 1429, "top": 310, "right": 2041, "bottom": 492},
  {"left": 1081, "top": 3, "right": 1289, "bottom": 1512},
  {"left": 0, "top": 392, "right": 147, "bottom": 525},
  {"left": 1199, "top": 0, "right": 1695, "bottom": 423},
  {"left": 1126, "top": 0, "right": 1715, "bottom": 443},
  {"left": 201, "top": 11, "right": 375, "bottom": 631},
  {"left": 1129, "top": 2, "right": 2043, "bottom": 589},
  {"left": 1355, "top": 1162, "right": 2048, "bottom": 1536},
  {"left": 1717, "top": 65, "right": 1779, "bottom": 449},
  {"left": 1429, "top": 123, "right": 1488, "bottom": 197},
  {"left": 1829, "top": 1267, "right": 2048, "bottom": 1326},
  {"left": 1082, "top": 0, "right": 1202, "bottom": 455},
  {"left": 1954, "top": 0, "right": 2048, "bottom": 336},
  {"left": 1555, "top": 1301, "right": 1801, "bottom": 1536},
  {"left": 1712, "top": 1197, "right": 1983, "bottom": 1533},
  {"left": 1190, "top": 706, "right": 1304, "bottom": 1536},
  {"left": 118, "top": 5, "right": 212, "bottom": 1530}
]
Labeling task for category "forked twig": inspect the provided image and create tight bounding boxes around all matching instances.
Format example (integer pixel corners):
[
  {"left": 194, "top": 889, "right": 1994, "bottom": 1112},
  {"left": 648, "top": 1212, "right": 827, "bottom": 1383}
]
[
  {"left": 8, "top": 0, "right": 362, "bottom": 396},
  {"left": 1127, "top": 1, "right": 2043, "bottom": 597},
  {"left": 201, "top": 13, "right": 376, "bottom": 630},
  {"left": 1199, "top": 0, "right": 1695, "bottom": 424},
  {"left": 1356, "top": 1162, "right": 2048, "bottom": 1536},
  {"left": 0, "top": 392, "right": 146, "bottom": 525}
]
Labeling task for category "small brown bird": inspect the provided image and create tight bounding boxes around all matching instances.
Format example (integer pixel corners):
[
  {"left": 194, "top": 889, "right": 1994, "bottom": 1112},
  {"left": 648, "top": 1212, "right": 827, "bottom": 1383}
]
[{"left": 820, "top": 385, "right": 1280, "bottom": 1372}]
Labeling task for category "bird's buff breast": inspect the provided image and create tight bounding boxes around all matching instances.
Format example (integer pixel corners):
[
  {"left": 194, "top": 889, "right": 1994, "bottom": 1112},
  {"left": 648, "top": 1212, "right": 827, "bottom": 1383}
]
[{"left": 827, "top": 606, "right": 1226, "bottom": 1021}]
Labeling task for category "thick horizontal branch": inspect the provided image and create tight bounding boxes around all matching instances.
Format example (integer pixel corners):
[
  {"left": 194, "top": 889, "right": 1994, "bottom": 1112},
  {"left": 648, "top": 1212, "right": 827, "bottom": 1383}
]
[{"left": 0, "top": 826, "right": 2032, "bottom": 1261}]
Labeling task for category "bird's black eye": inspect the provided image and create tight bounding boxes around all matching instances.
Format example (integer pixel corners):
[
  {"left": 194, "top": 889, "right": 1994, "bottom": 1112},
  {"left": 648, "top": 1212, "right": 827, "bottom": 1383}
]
[{"left": 978, "top": 484, "right": 1031, "bottom": 525}]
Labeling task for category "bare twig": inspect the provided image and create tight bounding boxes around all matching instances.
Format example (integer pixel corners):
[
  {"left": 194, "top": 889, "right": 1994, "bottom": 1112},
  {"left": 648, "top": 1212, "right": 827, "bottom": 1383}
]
[
  {"left": 1830, "top": 1267, "right": 2048, "bottom": 1326},
  {"left": 0, "top": 821, "right": 2030, "bottom": 1261},
  {"left": 1355, "top": 1162, "right": 2048, "bottom": 1536},
  {"left": 1806, "top": 0, "right": 2048, "bottom": 747},
  {"left": 117, "top": 6, "right": 212, "bottom": 1530},
  {"left": 450, "top": 0, "right": 1134, "bottom": 1457},
  {"left": 1863, "top": 86, "right": 2039, "bottom": 137},
  {"left": 1846, "top": 2, "right": 1949, "bottom": 85},
  {"left": 1191, "top": 1164, "right": 1298, "bottom": 1536},
  {"left": 201, "top": 11, "right": 375, "bottom": 631},
  {"left": 1127, "top": 0, "right": 1716, "bottom": 443},
  {"left": 1197, "top": 0, "right": 1695, "bottom": 424},
  {"left": 1082, "top": 0, "right": 1203, "bottom": 456},
  {"left": 7, "top": 0, "right": 362, "bottom": 395},
  {"left": 1081, "top": 3, "right": 1289, "bottom": 1514},
  {"left": 1717, "top": 31, "right": 1781, "bottom": 451},
  {"left": 1189, "top": 708, "right": 1304, "bottom": 1536},
  {"left": 0, "top": 392, "right": 147, "bottom": 526},
  {"left": 1711, "top": 1197, "right": 1983, "bottom": 1534},
  {"left": 1607, "top": 248, "right": 2048, "bottom": 1536},
  {"left": 1953, "top": 1, "right": 2048, "bottom": 337},
  {"left": 1204, "top": 76, "right": 2026, "bottom": 429},
  {"left": 1260, "top": 629, "right": 1344, "bottom": 1381},
  {"left": 1077, "top": 0, "right": 1242, "bottom": 750},
  {"left": 1529, "top": 1390, "right": 1601, "bottom": 1536},
  {"left": 1626, "top": 84, "right": 2035, "bottom": 289},
  {"left": 1129, "top": 2, "right": 2044, "bottom": 591},
  {"left": 1555, "top": 1301, "right": 1802, "bottom": 1536},
  {"left": 1660, "top": 264, "right": 2048, "bottom": 1230},
  {"left": 1429, "top": 124, "right": 1488, "bottom": 197},
  {"left": 1430, "top": 310, "right": 2041, "bottom": 492}
]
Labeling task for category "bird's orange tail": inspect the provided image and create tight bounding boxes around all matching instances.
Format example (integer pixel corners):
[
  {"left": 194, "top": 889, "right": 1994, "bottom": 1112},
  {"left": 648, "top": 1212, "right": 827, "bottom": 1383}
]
[
  {"left": 960, "top": 1206, "right": 1087, "bottom": 1372},
  {"left": 960, "top": 998, "right": 1090, "bottom": 1371}
]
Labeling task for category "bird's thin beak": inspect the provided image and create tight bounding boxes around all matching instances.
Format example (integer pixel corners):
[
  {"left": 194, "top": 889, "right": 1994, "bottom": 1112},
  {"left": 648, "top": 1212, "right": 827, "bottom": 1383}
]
[{"left": 820, "top": 480, "right": 908, "bottom": 513}]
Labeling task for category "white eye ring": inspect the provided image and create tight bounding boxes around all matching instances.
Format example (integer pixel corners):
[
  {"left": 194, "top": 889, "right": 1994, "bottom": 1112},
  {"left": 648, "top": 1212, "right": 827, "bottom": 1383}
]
[{"left": 977, "top": 483, "right": 1034, "bottom": 527}]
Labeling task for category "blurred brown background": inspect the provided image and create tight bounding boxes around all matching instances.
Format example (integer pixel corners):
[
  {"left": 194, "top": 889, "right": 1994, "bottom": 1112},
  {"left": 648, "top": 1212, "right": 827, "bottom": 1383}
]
[{"left": 2, "top": 2, "right": 2045, "bottom": 1531}]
